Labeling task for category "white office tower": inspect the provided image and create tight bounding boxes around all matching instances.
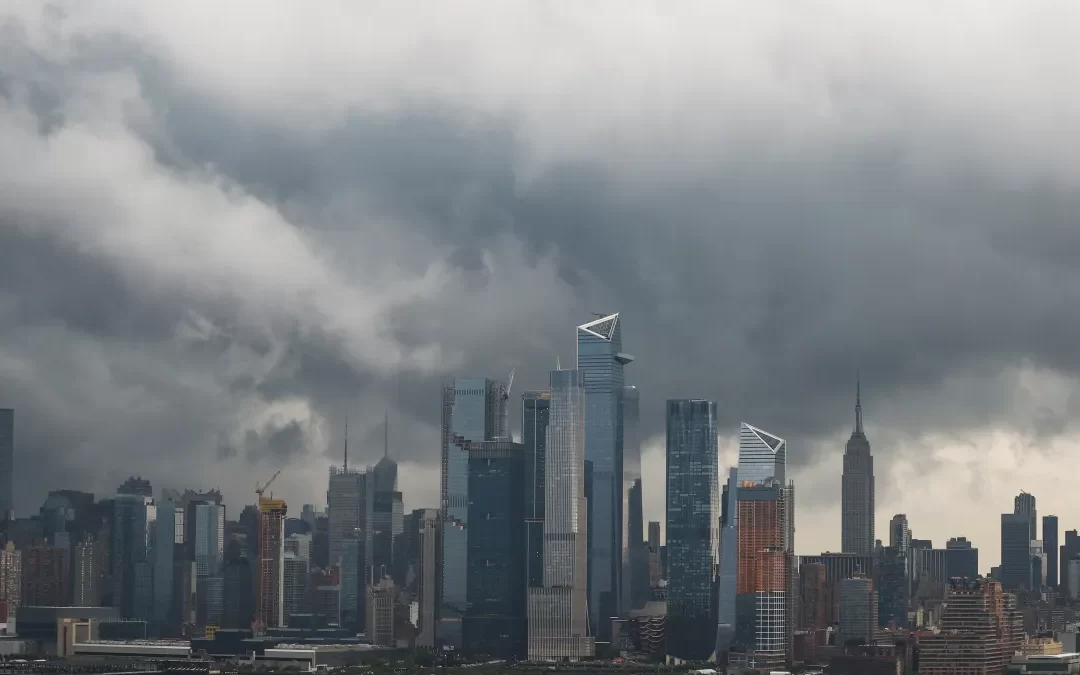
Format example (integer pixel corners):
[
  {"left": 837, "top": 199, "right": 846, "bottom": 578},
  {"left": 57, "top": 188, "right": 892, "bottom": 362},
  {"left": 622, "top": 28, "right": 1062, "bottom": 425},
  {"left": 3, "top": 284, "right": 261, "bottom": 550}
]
[{"left": 528, "top": 369, "right": 595, "bottom": 660}]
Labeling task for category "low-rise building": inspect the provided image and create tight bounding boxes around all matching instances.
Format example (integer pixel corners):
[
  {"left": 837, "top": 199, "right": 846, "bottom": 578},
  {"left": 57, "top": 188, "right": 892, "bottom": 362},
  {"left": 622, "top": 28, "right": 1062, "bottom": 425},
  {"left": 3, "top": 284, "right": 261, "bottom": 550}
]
[{"left": 1007, "top": 652, "right": 1080, "bottom": 674}]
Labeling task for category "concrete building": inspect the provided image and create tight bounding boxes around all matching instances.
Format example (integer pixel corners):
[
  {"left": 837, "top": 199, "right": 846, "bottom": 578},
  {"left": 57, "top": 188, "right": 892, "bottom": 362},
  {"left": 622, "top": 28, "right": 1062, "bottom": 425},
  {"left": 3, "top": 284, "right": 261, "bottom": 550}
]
[
  {"left": 841, "top": 377, "right": 875, "bottom": 556},
  {"left": 0, "top": 409, "right": 12, "bottom": 519},
  {"left": 366, "top": 577, "right": 396, "bottom": 647},
  {"left": 257, "top": 497, "right": 287, "bottom": 629},
  {"left": 23, "top": 545, "right": 67, "bottom": 607},
  {"left": 0, "top": 542, "right": 21, "bottom": 618},
  {"left": 918, "top": 578, "right": 1023, "bottom": 675},
  {"left": 1007, "top": 652, "right": 1080, "bottom": 674},
  {"left": 838, "top": 575, "right": 876, "bottom": 645}
]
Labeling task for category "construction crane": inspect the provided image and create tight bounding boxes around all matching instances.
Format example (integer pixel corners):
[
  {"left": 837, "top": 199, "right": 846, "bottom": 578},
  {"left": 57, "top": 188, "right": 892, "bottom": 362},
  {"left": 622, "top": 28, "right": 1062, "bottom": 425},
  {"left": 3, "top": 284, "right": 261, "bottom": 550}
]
[
  {"left": 502, "top": 368, "right": 515, "bottom": 400},
  {"left": 255, "top": 469, "right": 282, "bottom": 501}
]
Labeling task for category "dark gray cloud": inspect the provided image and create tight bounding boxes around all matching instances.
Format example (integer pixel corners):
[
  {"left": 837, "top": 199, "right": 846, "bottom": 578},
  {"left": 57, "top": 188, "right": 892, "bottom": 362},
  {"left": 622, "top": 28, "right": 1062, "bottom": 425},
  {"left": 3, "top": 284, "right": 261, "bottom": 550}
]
[{"left": 4, "top": 2, "right": 1080, "bottom": 559}]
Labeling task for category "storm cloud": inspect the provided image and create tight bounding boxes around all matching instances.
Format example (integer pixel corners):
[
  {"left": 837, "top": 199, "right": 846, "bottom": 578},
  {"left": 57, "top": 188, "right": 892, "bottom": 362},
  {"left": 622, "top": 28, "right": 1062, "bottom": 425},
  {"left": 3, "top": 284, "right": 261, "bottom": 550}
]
[{"left": 3, "top": 1, "right": 1080, "bottom": 562}]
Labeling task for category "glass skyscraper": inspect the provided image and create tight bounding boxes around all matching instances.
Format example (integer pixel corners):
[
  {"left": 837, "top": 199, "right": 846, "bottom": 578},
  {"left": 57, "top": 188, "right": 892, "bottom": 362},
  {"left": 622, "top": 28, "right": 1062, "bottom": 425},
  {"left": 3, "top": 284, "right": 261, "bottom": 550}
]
[
  {"left": 523, "top": 391, "right": 550, "bottom": 589},
  {"left": 527, "top": 369, "right": 594, "bottom": 660},
  {"left": 737, "top": 423, "right": 786, "bottom": 486},
  {"left": 112, "top": 493, "right": 156, "bottom": 619},
  {"left": 439, "top": 378, "right": 507, "bottom": 648},
  {"left": 464, "top": 440, "right": 527, "bottom": 660},
  {"left": 576, "top": 313, "right": 633, "bottom": 639},
  {"left": 664, "top": 399, "right": 720, "bottom": 663},
  {"left": 195, "top": 503, "right": 226, "bottom": 625},
  {"left": 621, "top": 386, "right": 648, "bottom": 611}
]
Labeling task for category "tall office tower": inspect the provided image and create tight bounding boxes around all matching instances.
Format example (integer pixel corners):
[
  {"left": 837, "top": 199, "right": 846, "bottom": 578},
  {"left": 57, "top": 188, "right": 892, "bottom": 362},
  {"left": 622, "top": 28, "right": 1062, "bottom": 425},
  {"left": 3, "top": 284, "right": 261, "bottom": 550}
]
[
  {"left": 0, "top": 409, "right": 13, "bottom": 519},
  {"left": 112, "top": 493, "right": 156, "bottom": 618},
  {"left": 838, "top": 575, "right": 877, "bottom": 645},
  {"left": 23, "top": 545, "right": 67, "bottom": 606},
  {"left": 735, "top": 423, "right": 794, "bottom": 669},
  {"left": 889, "top": 514, "right": 910, "bottom": 556},
  {"left": 1015, "top": 491, "right": 1037, "bottom": 540},
  {"left": 463, "top": 440, "right": 526, "bottom": 660},
  {"left": 339, "top": 535, "right": 363, "bottom": 630},
  {"left": 0, "top": 543, "right": 19, "bottom": 618},
  {"left": 664, "top": 399, "right": 720, "bottom": 663},
  {"left": 841, "top": 378, "right": 874, "bottom": 555},
  {"left": 368, "top": 436, "right": 402, "bottom": 592},
  {"left": 282, "top": 552, "right": 309, "bottom": 626},
  {"left": 622, "top": 386, "right": 648, "bottom": 612},
  {"left": 312, "top": 514, "right": 330, "bottom": 571},
  {"left": 284, "top": 533, "right": 313, "bottom": 562},
  {"left": 257, "top": 496, "right": 287, "bottom": 629},
  {"left": 223, "top": 537, "right": 254, "bottom": 629},
  {"left": 912, "top": 547, "right": 951, "bottom": 599},
  {"left": 153, "top": 495, "right": 182, "bottom": 628},
  {"left": 1043, "top": 516, "right": 1059, "bottom": 588},
  {"left": 527, "top": 369, "right": 594, "bottom": 661},
  {"left": 876, "top": 546, "right": 908, "bottom": 628},
  {"left": 195, "top": 503, "right": 226, "bottom": 626},
  {"left": 1062, "top": 531, "right": 1080, "bottom": 598},
  {"left": 716, "top": 468, "right": 740, "bottom": 658},
  {"left": 301, "top": 505, "right": 318, "bottom": 532},
  {"left": 577, "top": 313, "right": 633, "bottom": 639},
  {"left": 1031, "top": 540, "right": 1047, "bottom": 591},
  {"left": 523, "top": 391, "right": 550, "bottom": 590},
  {"left": 328, "top": 460, "right": 364, "bottom": 570},
  {"left": 414, "top": 508, "right": 440, "bottom": 648},
  {"left": 647, "top": 522, "right": 662, "bottom": 588},
  {"left": 797, "top": 563, "right": 828, "bottom": 663},
  {"left": 945, "top": 537, "right": 979, "bottom": 581},
  {"left": 1001, "top": 513, "right": 1032, "bottom": 591},
  {"left": 367, "top": 577, "right": 397, "bottom": 647},
  {"left": 439, "top": 377, "right": 507, "bottom": 648},
  {"left": 73, "top": 539, "right": 103, "bottom": 607},
  {"left": 918, "top": 578, "right": 1023, "bottom": 675}
]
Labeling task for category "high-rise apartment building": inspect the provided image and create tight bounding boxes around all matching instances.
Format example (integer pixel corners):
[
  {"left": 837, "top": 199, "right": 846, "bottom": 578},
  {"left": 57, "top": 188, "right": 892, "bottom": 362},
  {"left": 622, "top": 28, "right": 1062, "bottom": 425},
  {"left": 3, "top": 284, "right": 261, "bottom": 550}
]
[
  {"left": 918, "top": 578, "right": 1023, "bottom": 675},
  {"left": 73, "top": 539, "right": 103, "bottom": 607},
  {"left": 523, "top": 391, "right": 550, "bottom": 590},
  {"left": 0, "top": 409, "right": 13, "bottom": 519},
  {"left": 664, "top": 399, "right": 720, "bottom": 663},
  {"left": 841, "top": 379, "right": 874, "bottom": 555},
  {"left": 735, "top": 423, "right": 794, "bottom": 669},
  {"left": 414, "top": 508, "right": 440, "bottom": 648},
  {"left": 1043, "top": 516, "right": 1059, "bottom": 588},
  {"left": 0, "top": 542, "right": 21, "bottom": 618},
  {"left": 527, "top": 369, "right": 594, "bottom": 661},
  {"left": 1001, "top": 512, "right": 1032, "bottom": 591},
  {"left": 1015, "top": 492, "right": 1037, "bottom": 541},
  {"left": 797, "top": 562, "right": 829, "bottom": 663},
  {"left": 439, "top": 377, "right": 507, "bottom": 649},
  {"left": 257, "top": 496, "right": 287, "bottom": 629},
  {"left": 838, "top": 575, "right": 876, "bottom": 645},
  {"left": 23, "top": 545, "right": 67, "bottom": 607},
  {"left": 622, "top": 386, "right": 648, "bottom": 612},
  {"left": 463, "top": 440, "right": 526, "bottom": 660},
  {"left": 577, "top": 313, "right": 633, "bottom": 639},
  {"left": 112, "top": 493, "right": 156, "bottom": 618}
]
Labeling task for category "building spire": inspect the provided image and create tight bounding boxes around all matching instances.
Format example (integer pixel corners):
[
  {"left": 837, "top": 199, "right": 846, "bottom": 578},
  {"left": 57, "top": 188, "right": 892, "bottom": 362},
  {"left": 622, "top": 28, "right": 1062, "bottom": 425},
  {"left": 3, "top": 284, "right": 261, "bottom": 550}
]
[
  {"left": 855, "top": 370, "right": 864, "bottom": 434},
  {"left": 344, "top": 414, "right": 349, "bottom": 471},
  {"left": 384, "top": 409, "right": 389, "bottom": 459}
]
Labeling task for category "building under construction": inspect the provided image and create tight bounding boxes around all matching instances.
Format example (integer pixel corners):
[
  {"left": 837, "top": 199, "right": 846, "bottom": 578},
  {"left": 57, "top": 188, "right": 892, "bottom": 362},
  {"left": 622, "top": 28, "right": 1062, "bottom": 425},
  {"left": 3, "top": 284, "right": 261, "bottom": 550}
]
[{"left": 256, "top": 472, "right": 287, "bottom": 631}]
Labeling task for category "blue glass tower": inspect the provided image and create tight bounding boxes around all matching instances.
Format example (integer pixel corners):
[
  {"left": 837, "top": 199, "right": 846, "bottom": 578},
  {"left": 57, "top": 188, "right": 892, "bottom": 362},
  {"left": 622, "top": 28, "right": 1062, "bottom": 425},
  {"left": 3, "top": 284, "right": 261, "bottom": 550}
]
[
  {"left": 523, "top": 391, "right": 550, "bottom": 589},
  {"left": 439, "top": 378, "right": 508, "bottom": 648},
  {"left": 664, "top": 399, "right": 720, "bottom": 662},
  {"left": 464, "top": 440, "right": 527, "bottom": 660},
  {"left": 576, "top": 313, "right": 633, "bottom": 640}
]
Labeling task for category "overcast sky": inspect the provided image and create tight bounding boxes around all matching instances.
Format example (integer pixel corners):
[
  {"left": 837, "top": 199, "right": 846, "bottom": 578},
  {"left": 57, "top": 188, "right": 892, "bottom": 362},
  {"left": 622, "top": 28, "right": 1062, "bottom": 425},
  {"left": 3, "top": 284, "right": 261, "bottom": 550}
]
[{"left": 4, "top": 1, "right": 1080, "bottom": 566}]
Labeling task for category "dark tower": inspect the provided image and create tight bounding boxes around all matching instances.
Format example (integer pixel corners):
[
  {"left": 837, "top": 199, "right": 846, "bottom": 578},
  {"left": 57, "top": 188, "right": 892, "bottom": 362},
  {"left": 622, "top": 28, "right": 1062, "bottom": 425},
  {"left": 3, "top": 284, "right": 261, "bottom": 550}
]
[{"left": 841, "top": 373, "right": 875, "bottom": 555}]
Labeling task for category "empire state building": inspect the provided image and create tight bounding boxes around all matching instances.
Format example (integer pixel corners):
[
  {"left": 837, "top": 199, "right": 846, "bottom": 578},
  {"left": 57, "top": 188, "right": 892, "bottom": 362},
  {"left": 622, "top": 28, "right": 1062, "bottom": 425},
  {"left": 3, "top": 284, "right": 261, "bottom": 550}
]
[{"left": 841, "top": 376, "right": 875, "bottom": 555}]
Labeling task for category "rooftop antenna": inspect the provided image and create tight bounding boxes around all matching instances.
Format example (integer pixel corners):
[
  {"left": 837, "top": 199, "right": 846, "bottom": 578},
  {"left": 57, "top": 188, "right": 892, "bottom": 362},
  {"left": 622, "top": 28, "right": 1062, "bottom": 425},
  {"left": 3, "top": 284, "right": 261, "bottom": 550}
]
[
  {"left": 556, "top": 355, "right": 562, "bottom": 371},
  {"left": 344, "top": 414, "right": 349, "bottom": 471},
  {"left": 384, "top": 409, "right": 389, "bottom": 459}
]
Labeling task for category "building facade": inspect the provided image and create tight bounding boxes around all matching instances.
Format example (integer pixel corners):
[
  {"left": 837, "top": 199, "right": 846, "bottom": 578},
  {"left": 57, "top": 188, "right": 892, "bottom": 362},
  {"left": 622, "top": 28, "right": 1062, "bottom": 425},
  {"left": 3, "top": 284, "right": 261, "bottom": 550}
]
[
  {"left": 463, "top": 440, "right": 526, "bottom": 660},
  {"left": 664, "top": 399, "right": 720, "bottom": 663},
  {"left": 577, "top": 313, "right": 633, "bottom": 640},
  {"left": 527, "top": 369, "right": 594, "bottom": 660},
  {"left": 1015, "top": 492, "right": 1037, "bottom": 541},
  {"left": 414, "top": 508, "right": 440, "bottom": 648},
  {"left": 257, "top": 497, "right": 287, "bottom": 629},
  {"left": 195, "top": 503, "right": 226, "bottom": 626},
  {"left": 1002, "top": 513, "right": 1032, "bottom": 591},
  {"left": 0, "top": 409, "right": 12, "bottom": 519},
  {"left": 23, "top": 545, "right": 67, "bottom": 607},
  {"left": 841, "top": 379, "right": 874, "bottom": 556},
  {"left": 945, "top": 537, "right": 980, "bottom": 581},
  {"left": 622, "top": 386, "right": 648, "bottom": 612},
  {"left": 523, "top": 391, "right": 550, "bottom": 591},
  {"left": 918, "top": 578, "right": 1023, "bottom": 675},
  {"left": 838, "top": 576, "right": 876, "bottom": 645},
  {"left": 439, "top": 377, "right": 507, "bottom": 648},
  {"left": 111, "top": 494, "right": 156, "bottom": 618},
  {"left": 0, "top": 542, "right": 22, "bottom": 618},
  {"left": 1044, "top": 516, "right": 1059, "bottom": 588}
]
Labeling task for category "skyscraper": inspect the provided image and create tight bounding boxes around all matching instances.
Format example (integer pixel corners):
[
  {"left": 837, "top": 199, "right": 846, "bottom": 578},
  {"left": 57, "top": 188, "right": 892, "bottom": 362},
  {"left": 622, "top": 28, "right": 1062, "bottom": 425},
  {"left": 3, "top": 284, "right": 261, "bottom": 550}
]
[
  {"left": 464, "top": 440, "right": 526, "bottom": 660},
  {"left": 0, "top": 409, "right": 12, "bottom": 520},
  {"left": 622, "top": 386, "right": 648, "bottom": 613},
  {"left": 257, "top": 496, "right": 287, "bottom": 629},
  {"left": 876, "top": 545, "right": 908, "bottom": 628},
  {"left": 1001, "top": 512, "right": 1031, "bottom": 591},
  {"left": 945, "top": 537, "right": 979, "bottom": 581},
  {"left": 440, "top": 378, "right": 507, "bottom": 649},
  {"left": 734, "top": 423, "right": 794, "bottom": 669},
  {"left": 328, "top": 465, "right": 364, "bottom": 571},
  {"left": 195, "top": 503, "right": 226, "bottom": 626},
  {"left": 282, "top": 552, "right": 309, "bottom": 627},
  {"left": 414, "top": 508, "right": 440, "bottom": 649},
  {"left": 23, "top": 545, "right": 67, "bottom": 607},
  {"left": 664, "top": 399, "right": 720, "bottom": 663},
  {"left": 837, "top": 575, "right": 877, "bottom": 645},
  {"left": 1015, "top": 491, "right": 1037, "bottom": 541},
  {"left": 577, "top": 313, "right": 633, "bottom": 638},
  {"left": 527, "top": 369, "right": 594, "bottom": 661},
  {"left": 1043, "top": 516, "right": 1059, "bottom": 588},
  {"left": 717, "top": 469, "right": 739, "bottom": 658},
  {"left": 889, "top": 514, "right": 910, "bottom": 557},
  {"left": 73, "top": 539, "right": 103, "bottom": 607},
  {"left": 523, "top": 391, "right": 550, "bottom": 590},
  {"left": 1062, "top": 531, "right": 1080, "bottom": 598},
  {"left": 154, "top": 495, "right": 182, "bottom": 628},
  {"left": 841, "top": 377, "right": 874, "bottom": 555},
  {"left": 112, "top": 493, "right": 156, "bottom": 618}
]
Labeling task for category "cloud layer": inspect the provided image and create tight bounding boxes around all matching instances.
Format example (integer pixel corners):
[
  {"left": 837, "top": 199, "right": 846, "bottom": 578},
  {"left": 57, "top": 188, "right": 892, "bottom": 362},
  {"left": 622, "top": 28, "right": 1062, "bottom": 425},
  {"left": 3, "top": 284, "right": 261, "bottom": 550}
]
[{"left": 4, "top": 1, "right": 1080, "bottom": 563}]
